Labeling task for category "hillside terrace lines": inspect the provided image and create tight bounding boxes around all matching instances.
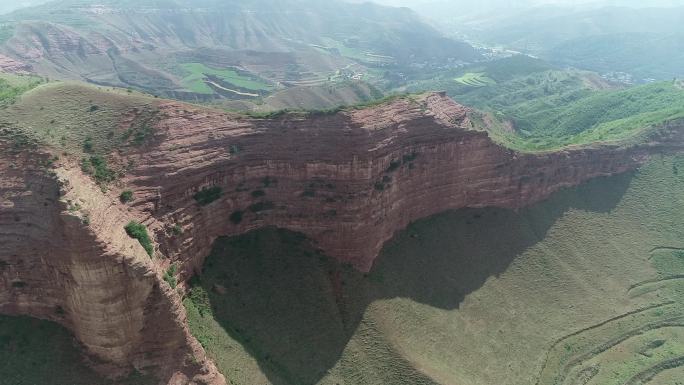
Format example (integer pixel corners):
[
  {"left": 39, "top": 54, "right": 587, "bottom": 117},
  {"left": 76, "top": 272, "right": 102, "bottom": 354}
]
[
  {"left": 535, "top": 302, "right": 682, "bottom": 385},
  {"left": 625, "top": 355, "right": 684, "bottom": 385}
]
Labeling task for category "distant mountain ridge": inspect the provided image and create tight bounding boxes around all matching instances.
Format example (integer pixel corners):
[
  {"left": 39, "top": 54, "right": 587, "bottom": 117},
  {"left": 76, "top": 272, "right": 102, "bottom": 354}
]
[
  {"left": 0, "top": 0, "right": 479, "bottom": 100},
  {"left": 459, "top": 5, "right": 684, "bottom": 80}
]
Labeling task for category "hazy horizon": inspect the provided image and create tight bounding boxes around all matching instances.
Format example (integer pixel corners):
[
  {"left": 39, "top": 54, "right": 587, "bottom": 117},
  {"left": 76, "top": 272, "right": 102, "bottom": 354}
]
[{"left": 4, "top": 0, "right": 684, "bottom": 15}]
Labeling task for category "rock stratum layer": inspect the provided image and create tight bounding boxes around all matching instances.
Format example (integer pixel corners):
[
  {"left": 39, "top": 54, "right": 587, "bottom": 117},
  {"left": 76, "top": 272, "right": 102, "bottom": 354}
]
[
  {"left": 1, "top": 91, "right": 683, "bottom": 384},
  {"left": 0, "top": 141, "right": 224, "bottom": 384}
]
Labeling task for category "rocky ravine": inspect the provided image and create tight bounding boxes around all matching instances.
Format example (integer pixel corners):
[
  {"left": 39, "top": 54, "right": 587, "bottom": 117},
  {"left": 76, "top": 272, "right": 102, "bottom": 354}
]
[{"left": 1, "top": 92, "right": 683, "bottom": 384}]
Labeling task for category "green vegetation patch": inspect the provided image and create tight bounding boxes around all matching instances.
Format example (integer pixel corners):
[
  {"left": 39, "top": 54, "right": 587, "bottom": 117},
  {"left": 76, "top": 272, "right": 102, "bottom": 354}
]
[
  {"left": 120, "top": 190, "right": 134, "bottom": 203},
  {"left": 124, "top": 221, "right": 153, "bottom": 256},
  {"left": 0, "top": 314, "right": 153, "bottom": 385},
  {"left": 407, "top": 56, "right": 684, "bottom": 152},
  {"left": 454, "top": 72, "right": 496, "bottom": 87},
  {"left": 194, "top": 186, "right": 223, "bottom": 206},
  {"left": 229, "top": 210, "right": 243, "bottom": 225},
  {"left": 317, "top": 37, "right": 394, "bottom": 64},
  {"left": 457, "top": 71, "right": 684, "bottom": 151},
  {"left": 163, "top": 264, "right": 178, "bottom": 289},
  {"left": 0, "top": 74, "right": 44, "bottom": 107},
  {"left": 179, "top": 63, "right": 272, "bottom": 94},
  {"left": 248, "top": 201, "right": 275, "bottom": 213},
  {"left": 81, "top": 155, "right": 116, "bottom": 185},
  {"left": 5, "top": 82, "right": 158, "bottom": 156}
]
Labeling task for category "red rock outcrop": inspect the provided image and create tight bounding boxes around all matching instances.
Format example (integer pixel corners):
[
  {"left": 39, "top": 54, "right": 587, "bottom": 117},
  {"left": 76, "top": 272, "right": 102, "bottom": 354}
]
[
  {"left": 0, "top": 54, "right": 32, "bottom": 74},
  {"left": 0, "top": 142, "right": 225, "bottom": 384},
  {"left": 124, "top": 93, "right": 678, "bottom": 273},
  {"left": 2, "top": 91, "right": 683, "bottom": 384}
]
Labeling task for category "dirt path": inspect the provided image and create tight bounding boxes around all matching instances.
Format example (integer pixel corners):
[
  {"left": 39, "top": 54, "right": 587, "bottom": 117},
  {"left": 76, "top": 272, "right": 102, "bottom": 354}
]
[{"left": 206, "top": 81, "right": 259, "bottom": 97}]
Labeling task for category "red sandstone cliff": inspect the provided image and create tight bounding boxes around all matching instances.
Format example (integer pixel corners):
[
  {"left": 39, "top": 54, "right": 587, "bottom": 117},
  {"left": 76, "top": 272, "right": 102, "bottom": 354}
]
[
  {"left": 0, "top": 143, "right": 224, "bottom": 383},
  {"left": 125, "top": 93, "right": 672, "bottom": 273},
  {"left": 1, "top": 92, "right": 683, "bottom": 384}
]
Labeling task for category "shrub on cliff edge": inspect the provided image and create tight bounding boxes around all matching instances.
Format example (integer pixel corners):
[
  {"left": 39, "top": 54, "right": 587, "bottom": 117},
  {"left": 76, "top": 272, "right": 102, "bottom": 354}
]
[
  {"left": 163, "top": 264, "right": 177, "bottom": 289},
  {"left": 230, "top": 210, "right": 243, "bottom": 224},
  {"left": 124, "top": 221, "right": 153, "bottom": 256},
  {"left": 119, "top": 190, "right": 134, "bottom": 203},
  {"left": 193, "top": 186, "right": 223, "bottom": 206}
]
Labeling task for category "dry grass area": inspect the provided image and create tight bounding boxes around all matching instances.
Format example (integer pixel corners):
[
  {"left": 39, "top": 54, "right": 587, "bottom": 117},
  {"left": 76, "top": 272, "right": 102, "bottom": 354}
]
[
  {"left": 185, "top": 155, "right": 684, "bottom": 385},
  {"left": 5, "top": 82, "right": 158, "bottom": 156}
]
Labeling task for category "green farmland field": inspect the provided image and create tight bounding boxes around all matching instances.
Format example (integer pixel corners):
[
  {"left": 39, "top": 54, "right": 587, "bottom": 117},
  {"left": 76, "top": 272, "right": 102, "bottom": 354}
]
[
  {"left": 179, "top": 63, "right": 272, "bottom": 94},
  {"left": 454, "top": 72, "right": 496, "bottom": 87}
]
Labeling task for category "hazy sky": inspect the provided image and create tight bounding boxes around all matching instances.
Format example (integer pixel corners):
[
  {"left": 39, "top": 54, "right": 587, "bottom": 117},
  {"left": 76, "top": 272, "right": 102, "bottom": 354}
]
[
  {"left": 0, "top": 0, "right": 50, "bottom": 14},
  {"left": 3, "top": 0, "right": 684, "bottom": 15},
  {"left": 367, "top": 0, "right": 684, "bottom": 5}
]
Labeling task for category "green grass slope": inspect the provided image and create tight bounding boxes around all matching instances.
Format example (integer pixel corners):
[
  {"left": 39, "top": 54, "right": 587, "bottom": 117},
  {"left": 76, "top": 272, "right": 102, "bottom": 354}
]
[
  {"left": 0, "top": 73, "right": 43, "bottom": 106},
  {"left": 185, "top": 155, "right": 684, "bottom": 385},
  {"left": 413, "top": 59, "right": 684, "bottom": 151},
  {"left": 179, "top": 63, "right": 272, "bottom": 95},
  {"left": 0, "top": 315, "right": 154, "bottom": 385},
  {"left": 407, "top": 55, "right": 684, "bottom": 151},
  {"left": 480, "top": 80, "right": 684, "bottom": 151},
  {"left": 0, "top": 81, "right": 163, "bottom": 189},
  {"left": 4, "top": 82, "right": 158, "bottom": 155}
]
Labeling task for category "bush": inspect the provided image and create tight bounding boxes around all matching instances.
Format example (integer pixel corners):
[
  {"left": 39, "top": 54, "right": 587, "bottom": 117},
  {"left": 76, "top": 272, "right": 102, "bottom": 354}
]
[
  {"left": 230, "top": 210, "right": 243, "bottom": 224},
  {"left": 262, "top": 176, "right": 276, "bottom": 187},
  {"left": 132, "top": 125, "right": 153, "bottom": 145},
  {"left": 229, "top": 144, "right": 241, "bottom": 155},
  {"left": 172, "top": 224, "right": 183, "bottom": 235},
  {"left": 82, "top": 137, "right": 94, "bottom": 153},
  {"left": 248, "top": 201, "right": 275, "bottom": 213},
  {"left": 124, "top": 221, "right": 153, "bottom": 256},
  {"left": 81, "top": 155, "right": 116, "bottom": 185},
  {"left": 188, "top": 285, "right": 211, "bottom": 317},
  {"left": 386, "top": 160, "right": 401, "bottom": 173},
  {"left": 251, "top": 190, "right": 265, "bottom": 198},
  {"left": 193, "top": 186, "right": 222, "bottom": 206},
  {"left": 163, "top": 264, "right": 177, "bottom": 289},
  {"left": 119, "top": 190, "right": 134, "bottom": 203},
  {"left": 402, "top": 152, "right": 418, "bottom": 163}
]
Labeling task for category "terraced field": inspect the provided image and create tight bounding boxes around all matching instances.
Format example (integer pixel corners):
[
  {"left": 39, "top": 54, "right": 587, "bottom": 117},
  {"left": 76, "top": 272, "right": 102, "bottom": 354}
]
[
  {"left": 184, "top": 155, "right": 684, "bottom": 385},
  {"left": 179, "top": 63, "right": 273, "bottom": 95},
  {"left": 537, "top": 244, "right": 684, "bottom": 385},
  {"left": 454, "top": 72, "right": 496, "bottom": 87},
  {"left": 318, "top": 37, "right": 395, "bottom": 65}
]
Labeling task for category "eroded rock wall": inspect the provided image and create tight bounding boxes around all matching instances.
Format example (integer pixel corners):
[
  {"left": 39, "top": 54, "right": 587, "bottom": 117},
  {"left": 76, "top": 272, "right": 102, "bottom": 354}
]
[
  {"left": 124, "top": 94, "right": 662, "bottom": 272},
  {"left": 0, "top": 142, "right": 224, "bottom": 384}
]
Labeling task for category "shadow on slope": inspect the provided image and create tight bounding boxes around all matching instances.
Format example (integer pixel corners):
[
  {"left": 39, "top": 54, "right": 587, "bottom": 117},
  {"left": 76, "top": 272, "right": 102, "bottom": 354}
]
[
  {"left": 0, "top": 315, "right": 154, "bottom": 385},
  {"left": 186, "top": 172, "right": 634, "bottom": 385}
]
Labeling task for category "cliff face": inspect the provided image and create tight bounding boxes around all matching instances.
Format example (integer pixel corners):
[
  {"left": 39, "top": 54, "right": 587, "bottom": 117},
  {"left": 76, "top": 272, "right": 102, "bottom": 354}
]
[
  {"left": 125, "top": 93, "right": 662, "bottom": 273},
  {"left": 1, "top": 92, "right": 682, "bottom": 384},
  {"left": 0, "top": 142, "right": 224, "bottom": 384}
]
